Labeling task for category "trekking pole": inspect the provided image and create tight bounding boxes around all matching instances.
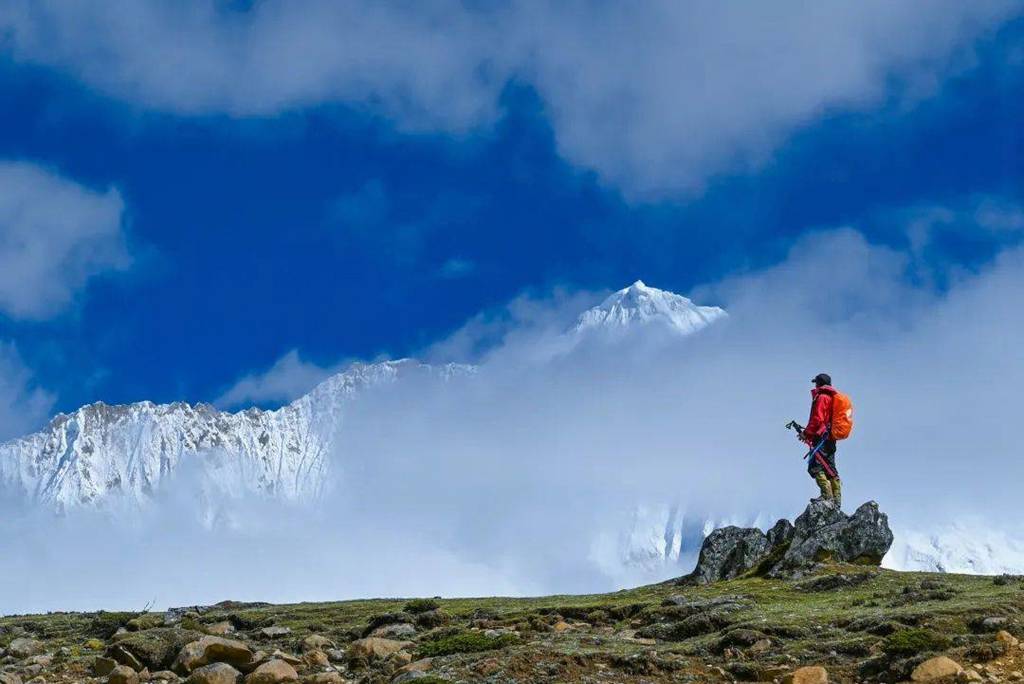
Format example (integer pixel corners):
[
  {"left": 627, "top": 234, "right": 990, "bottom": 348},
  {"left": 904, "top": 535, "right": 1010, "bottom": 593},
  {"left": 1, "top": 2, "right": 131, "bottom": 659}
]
[{"left": 785, "top": 421, "right": 837, "bottom": 479}]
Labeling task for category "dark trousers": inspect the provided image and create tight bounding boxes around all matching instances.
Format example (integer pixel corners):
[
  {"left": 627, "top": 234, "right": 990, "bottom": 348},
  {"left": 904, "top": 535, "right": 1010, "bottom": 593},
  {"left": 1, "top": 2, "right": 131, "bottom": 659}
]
[{"left": 807, "top": 439, "right": 839, "bottom": 478}]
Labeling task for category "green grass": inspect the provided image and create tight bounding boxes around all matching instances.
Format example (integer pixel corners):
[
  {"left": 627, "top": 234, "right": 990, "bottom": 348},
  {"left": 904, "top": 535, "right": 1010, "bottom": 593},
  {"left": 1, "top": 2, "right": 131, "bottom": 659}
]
[{"left": 417, "top": 630, "right": 519, "bottom": 657}]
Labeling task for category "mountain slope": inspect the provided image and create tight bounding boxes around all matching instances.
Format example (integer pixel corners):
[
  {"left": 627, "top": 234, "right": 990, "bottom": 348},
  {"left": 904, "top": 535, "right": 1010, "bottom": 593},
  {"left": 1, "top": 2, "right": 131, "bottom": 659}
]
[{"left": 0, "top": 360, "right": 467, "bottom": 510}]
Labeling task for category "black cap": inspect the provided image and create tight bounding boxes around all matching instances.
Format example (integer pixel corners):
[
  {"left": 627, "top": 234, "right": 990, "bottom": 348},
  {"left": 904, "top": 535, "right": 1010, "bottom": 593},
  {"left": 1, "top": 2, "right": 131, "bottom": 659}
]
[{"left": 812, "top": 373, "right": 831, "bottom": 387}]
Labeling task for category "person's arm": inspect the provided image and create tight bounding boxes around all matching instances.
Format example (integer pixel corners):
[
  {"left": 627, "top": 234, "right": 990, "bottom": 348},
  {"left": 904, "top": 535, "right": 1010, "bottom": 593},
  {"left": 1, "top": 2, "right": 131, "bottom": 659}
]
[{"left": 803, "top": 394, "right": 831, "bottom": 442}]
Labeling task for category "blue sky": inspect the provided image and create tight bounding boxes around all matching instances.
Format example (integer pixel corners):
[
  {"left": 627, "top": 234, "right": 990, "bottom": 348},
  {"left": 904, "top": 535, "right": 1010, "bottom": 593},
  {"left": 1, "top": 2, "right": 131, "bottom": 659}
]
[{"left": 0, "top": 3, "right": 1022, "bottom": 419}]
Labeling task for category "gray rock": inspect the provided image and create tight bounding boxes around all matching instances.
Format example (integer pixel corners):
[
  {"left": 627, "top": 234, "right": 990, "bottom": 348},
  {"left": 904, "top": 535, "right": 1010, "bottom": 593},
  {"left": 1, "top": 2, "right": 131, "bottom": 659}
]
[
  {"left": 683, "top": 500, "right": 894, "bottom": 583},
  {"left": 769, "top": 501, "right": 893, "bottom": 577},
  {"left": 5, "top": 639, "right": 44, "bottom": 660},
  {"left": 687, "top": 526, "right": 770, "bottom": 584},
  {"left": 766, "top": 519, "right": 795, "bottom": 548},
  {"left": 258, "top": 626, "right": 291, "bottom": 639}
]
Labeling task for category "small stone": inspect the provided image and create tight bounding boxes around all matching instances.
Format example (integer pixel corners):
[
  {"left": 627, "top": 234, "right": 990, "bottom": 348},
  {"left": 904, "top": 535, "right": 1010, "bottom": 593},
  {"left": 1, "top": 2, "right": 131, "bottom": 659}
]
[
  {"left": 783, "top": 665, "right": 828, "bottom": 684},
  {"left": 324, "top": 649, "right": 346, "bottom": 664},
  {"left": 268, "top": 650, "right": 301, "bottom": 666},
  {"left": 186, "top": 662, "right": 242, "bottom": 684},
  {"left": 371, "top": 623, "right": 416, "bottom": 639},
  {"left": 304, "top": 675, "right": 344, "bottom": 684},
  {"left": 552, "top": 621, "right": 571, "bottom": 632},
  {"left": 108, "top": 664, "right": 141, "bottom": 684},
  {"left": 959, "top": 670, "right": 985, "bottom": 683},
  {"left": 346, "top": 638, "right": 411, "bottom": 663},
  {"left": 300, "top": 636, "right": 334, "bottom": 653},
  {"left": 6, "top": 639, "right": 44, "bottom": 660},
  {"left": 94, "top": 656, "right": 119, "bottom": 676},
  {"left": 172, "top": 637, "right": 254, "bottom": 675},
  {"left": 912, "top": 656, "right": 964, "bottom": 682},
  {"left": 394, "top": 657, "right": 432, "bottom": 678},
  {"left": 107, "top": 644, "right": 146, "bottom": 671},
  {"left": 150, "top": 672, "right": 180, "bottom": 682},
  {"left": 204, "top": 623, "right": 236, "bottom": 636},
  {"left": 258, "top": 627, "right": 291, "bottom": 639},
  {"left": 244, "top": 659, "right": 298, "bottom": 684},
  {"left": 301, "top": 650, "right": 329, "bottom": 669},
  {"left": 997, "top": 631, "right": 1020, "bottom": 647}
]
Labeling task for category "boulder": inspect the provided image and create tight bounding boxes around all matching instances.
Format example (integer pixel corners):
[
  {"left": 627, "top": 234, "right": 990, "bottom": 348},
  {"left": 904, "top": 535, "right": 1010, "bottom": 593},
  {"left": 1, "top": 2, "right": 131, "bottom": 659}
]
[
  {"left": 784, "top": 666, "right": 828, "bottom": 684},
  {"left": 687, "top": 526, "right": 771, "bottom": 584},
  {"left": 347, "top": 637, "right": 412, "bottom": 663},
  {"left": 685, "top": 500, "right": 894, "bottom": 582},
  {"left": 911, "top": 656, "right": 963, "bottom": 681},
  {"left": 93, "top": 656, "right": 119, "bottom": 676},
  {"left": 304, "top": 675, "right": 344, "bottom": 684},
  {"left": 371, "top": 623, "right": 417, "bottom": 639},
  {"left": 172, "top": 636, "right": 254, "bottom": 675},
  {"left": 204, "top": 622, "right": 236, "bottom": 636},
  {"left": 258, "top": 627, "right": 291, "bottom": 639},
  {"left": 112, "top": 628, "right": 204, "bottom": 670},
  {"left": 108, "top": 664, "right": 141, "bottom": 684},
  {"left": 243, "top": 659, "right": 298, "bottom": 684},
  {"left": 6, "top": 638, "right": 44, "bottom": 659},
  {"left": 771, "top": 501, "right": 893, "bottom": 576},
  {"left": 186, "top": 662, "right": 242, "bottom": 684},
  {"left": 300, "top": 635, "right": 334, "bottom": 653}
]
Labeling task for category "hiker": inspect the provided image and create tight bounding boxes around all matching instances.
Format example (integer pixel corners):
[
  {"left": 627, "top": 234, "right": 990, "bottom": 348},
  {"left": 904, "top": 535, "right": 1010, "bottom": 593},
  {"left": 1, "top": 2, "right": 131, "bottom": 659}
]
[{"left": 798, "top": 373, "right": 842, "bottom": 509}]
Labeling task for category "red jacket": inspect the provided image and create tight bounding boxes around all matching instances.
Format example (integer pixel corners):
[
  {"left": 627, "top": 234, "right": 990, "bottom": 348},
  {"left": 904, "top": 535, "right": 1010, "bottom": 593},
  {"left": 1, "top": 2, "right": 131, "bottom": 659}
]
[{"left": 804, "top": 385, "right": 836, "bottom": 443}]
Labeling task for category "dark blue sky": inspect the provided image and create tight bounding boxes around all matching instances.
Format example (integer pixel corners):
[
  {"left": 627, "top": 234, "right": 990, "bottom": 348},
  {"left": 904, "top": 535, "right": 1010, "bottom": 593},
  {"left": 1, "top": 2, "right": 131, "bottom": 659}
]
[{"left": 0, "top": 7, "right": 1021, "bottom": 415}]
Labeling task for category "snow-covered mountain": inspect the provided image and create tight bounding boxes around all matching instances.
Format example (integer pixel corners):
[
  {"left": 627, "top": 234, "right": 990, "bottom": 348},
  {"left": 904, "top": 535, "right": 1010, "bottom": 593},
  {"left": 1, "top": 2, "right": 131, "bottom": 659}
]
[
  {"left": 571, "top": 280, "right": 726, "bottom": 337},
  {"left": 0, "top": 281, "right": 719, "bottom": 512},
  {"left": 0, "top": 360, "right": 470, "bottom": 511}
]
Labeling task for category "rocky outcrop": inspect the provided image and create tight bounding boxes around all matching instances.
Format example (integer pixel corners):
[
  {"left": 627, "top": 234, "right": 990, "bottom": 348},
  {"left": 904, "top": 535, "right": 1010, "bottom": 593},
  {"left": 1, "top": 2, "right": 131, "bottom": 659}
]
[{"left": 684, "top": 500, "right": 893, "bottom": 583}]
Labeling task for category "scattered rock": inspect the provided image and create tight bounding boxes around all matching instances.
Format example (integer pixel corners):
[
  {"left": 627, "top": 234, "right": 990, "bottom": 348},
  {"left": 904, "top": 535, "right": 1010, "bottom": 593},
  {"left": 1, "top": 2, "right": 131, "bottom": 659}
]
[
  {"left": 998, "top": 630, "right": 1020, "bottom": 647},
  {"left": 93, "top": 656, "right": 119, "bottom": 676},
  {"left": 300, "top": 636, "right": 334, "bottom": 653},
  {"left": 107, "top": 644, "right": 146, "bottom": 672},
  {"left": 301, "top": 649, "right": 328, "bottom": 669},
  {"left": 687, "top": 526, "right": 771, "bottom": 584},
  {"left": 784, "top": 665, "right": 828, "bottom": 683},
  {"left": 959, "top": 670, "right": 984, "bottom": 683},
  {"left": 371, "top": 623, "right": 417, "bottom": 639},
  {"left": 186, "top": 662, "right": 242, "bottom": 684},
  {"left": 108, "top": 664, "right": 141, "bottom": 684},
  {"left": 259, "top": 627, "right": 291, "bottom": 639},
  {"left": 347, "top": 638, "right": 412, "bottom": 663},
  {"left": 203, "top": 622, "right": 235, "bottom": 636},
  {"left": 243, "top": 659, "right": 298, "bottom": 684},
  {"left": 0, "top": 674, "right": 21, "bottom": 684},
  {"left": 113, "top": 628, "right": 204, "bottom": 671},
  {"left": 304, "top": 674, "right": 344, "bottom": 684},
  {"left": 172, "top": 637, "right": 254, "bottom": 675},
  {"left": 6, "top": 639, "right": 44, "bottom": 660},
  {"left": 552, "top": 621, "right": 572, "bottom": 632},
  {"left": 911, "top": 656, "right": 963, "bottom": 681}
]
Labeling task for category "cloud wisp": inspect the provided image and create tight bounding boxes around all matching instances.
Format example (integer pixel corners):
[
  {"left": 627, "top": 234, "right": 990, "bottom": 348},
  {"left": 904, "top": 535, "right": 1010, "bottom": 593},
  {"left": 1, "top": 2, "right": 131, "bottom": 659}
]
[
  {"left": 215, "top": 349, "right": 347, "bottom": 408},
  {"left": 2, "top": 218, "right": 1023, "bottom": 613},
  {"left": 0, "top": 161, "right": 131, "bottom": 320},
  {"left": 2, "top": 2, "right": 1019, "bottom": 197}
]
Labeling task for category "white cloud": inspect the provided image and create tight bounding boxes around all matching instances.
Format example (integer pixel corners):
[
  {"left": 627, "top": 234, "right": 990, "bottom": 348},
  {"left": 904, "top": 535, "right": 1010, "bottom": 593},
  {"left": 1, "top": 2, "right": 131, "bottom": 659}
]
[
  {"left": 0, "top": 342, "right": 54, "bottom": 441},
  {"left": 0, "top": 161, "right": 130, "bottom": 320},
  {"left": 2, "top": 2, "right": 1018, "bottom": 197},
  {"left": 215, "top": 349, "right": 343, "bottom": 408},
  {"left": 5, "top": 203, "right": 1024, "bottom": 611}
]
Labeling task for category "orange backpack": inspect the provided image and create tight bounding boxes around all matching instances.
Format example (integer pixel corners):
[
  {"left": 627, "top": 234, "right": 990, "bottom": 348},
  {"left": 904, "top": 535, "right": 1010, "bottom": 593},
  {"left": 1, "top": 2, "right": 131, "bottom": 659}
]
[{"left": 831, "top": 391, "right": 854, "bottom": 440}]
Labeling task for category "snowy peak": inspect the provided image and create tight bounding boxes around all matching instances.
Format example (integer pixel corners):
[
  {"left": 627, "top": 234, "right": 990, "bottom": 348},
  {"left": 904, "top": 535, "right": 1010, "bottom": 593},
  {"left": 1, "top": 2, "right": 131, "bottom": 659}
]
[{"left": 570, "top": 280, "right": 726, "bottom": 337}]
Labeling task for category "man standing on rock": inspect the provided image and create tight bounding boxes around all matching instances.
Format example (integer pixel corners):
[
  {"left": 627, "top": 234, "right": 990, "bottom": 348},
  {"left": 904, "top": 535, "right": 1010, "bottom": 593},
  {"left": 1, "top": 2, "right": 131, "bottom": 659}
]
[{"left": 800, "top": 373, "right": 842, "bottom": 509}]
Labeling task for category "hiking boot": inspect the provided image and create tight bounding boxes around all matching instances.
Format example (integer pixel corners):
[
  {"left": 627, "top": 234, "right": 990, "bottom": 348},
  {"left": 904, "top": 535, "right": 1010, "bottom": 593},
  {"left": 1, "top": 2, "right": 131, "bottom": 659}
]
[{"left": 830, "top": 478, "right": 842, "bottom": 510}]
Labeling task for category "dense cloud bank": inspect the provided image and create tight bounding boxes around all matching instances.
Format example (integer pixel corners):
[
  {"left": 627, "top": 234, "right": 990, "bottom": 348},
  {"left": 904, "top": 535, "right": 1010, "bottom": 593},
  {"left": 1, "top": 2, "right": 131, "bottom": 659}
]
[{"left": 1, "top": 227, "right": 1022, "bottom": 613}]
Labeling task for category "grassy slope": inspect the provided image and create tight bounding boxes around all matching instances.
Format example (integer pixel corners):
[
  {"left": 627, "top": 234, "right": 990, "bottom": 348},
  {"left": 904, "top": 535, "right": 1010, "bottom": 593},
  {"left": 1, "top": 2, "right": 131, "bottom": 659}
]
[{"left": 2, "top": 565, "right": 1023, "bottom": 682}]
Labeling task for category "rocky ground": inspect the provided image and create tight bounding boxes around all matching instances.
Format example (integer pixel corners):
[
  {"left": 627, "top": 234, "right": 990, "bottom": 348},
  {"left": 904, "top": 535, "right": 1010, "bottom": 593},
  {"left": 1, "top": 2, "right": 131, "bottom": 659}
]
[{"left": 3, "top": 503, "right": 1023, "bottom": 684}]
